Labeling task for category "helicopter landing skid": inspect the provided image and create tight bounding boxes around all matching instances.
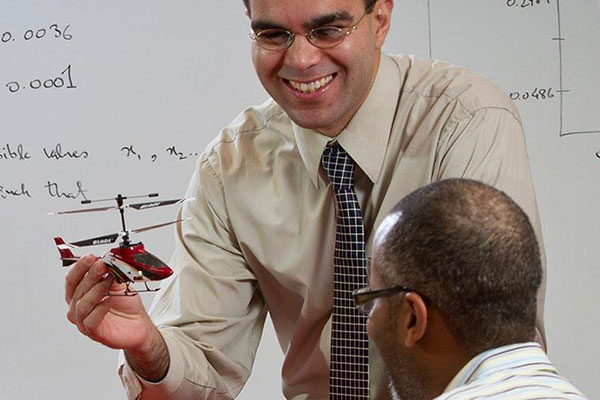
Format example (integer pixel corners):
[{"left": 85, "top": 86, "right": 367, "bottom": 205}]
[{"left": 108, "top": 282, "right": 160, "bottom": 297}]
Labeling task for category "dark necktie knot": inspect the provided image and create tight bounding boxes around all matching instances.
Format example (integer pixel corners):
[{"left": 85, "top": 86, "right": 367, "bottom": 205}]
[{"left": 322, "top": 145, "right": 355, "bottom": 191}]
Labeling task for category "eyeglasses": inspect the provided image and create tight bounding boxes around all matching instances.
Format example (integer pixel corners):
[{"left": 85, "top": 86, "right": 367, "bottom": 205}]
[
  {"left": 353, "top": 284, "right": 414, "bottom": 315},
  {"left": 248, "top": 9, "right": 370, "bottom": 51}
]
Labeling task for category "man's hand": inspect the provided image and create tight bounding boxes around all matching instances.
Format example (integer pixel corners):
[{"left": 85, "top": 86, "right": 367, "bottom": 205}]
[{"left": 65, "top": 254, "right": 170, "bottom": 382}]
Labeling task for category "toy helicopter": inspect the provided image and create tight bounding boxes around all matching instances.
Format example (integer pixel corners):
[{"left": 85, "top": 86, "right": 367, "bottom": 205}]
[{"left": 51, "top": 193, "right": 189, "bottom": 296}]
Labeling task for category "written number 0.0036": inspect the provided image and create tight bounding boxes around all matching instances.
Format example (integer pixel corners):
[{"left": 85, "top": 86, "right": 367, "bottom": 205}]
[{"left": 0, "top": 24, "right": 72, "bottom": 44}]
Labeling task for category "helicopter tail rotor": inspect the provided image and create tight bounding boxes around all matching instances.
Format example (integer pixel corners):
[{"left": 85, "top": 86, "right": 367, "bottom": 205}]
[{"left": 54, "top": 237, "right": 80, "bottom": 267}]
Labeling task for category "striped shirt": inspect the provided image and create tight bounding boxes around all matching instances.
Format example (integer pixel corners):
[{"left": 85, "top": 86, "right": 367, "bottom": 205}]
[{"left": 436, "top": 343, "right": 587, "bottom": 399}]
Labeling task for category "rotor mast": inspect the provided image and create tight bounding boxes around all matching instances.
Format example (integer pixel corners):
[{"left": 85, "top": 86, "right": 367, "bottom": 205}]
[
  {"left": 70, "top": 192, "right": 162, "bottom": 248},
  {"left": 116, "top": 194, "right": 131, "bottom": 247}
]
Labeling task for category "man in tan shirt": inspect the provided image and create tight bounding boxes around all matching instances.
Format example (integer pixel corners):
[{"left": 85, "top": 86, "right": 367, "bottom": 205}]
[{"left": 65, "top": 0, "right": 546, "bottom": 398}]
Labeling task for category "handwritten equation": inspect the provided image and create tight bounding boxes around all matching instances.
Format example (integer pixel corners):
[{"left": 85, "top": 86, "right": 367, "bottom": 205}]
[
  {"left": 0, "top": 143, "right": 199, "bottom": 162},
  {"left": 120, "top": 145, "right": 200, "bottom": 162},
  {"left": 0, "top": 142, "right": 199, "bottom": 202}
]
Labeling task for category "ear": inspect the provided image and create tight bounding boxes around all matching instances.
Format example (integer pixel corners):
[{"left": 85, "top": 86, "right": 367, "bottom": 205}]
[
  {"left": 399, "top": 292, "right": 428, "bottom": 348},
  {"left": 374, "top": 0, "right": 394, "bottom": 49}
]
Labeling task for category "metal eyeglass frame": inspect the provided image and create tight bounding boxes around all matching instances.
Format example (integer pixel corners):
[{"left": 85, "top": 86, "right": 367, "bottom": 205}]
[{"left": 248, "top": 8, "right": 370, "bottom": 51}]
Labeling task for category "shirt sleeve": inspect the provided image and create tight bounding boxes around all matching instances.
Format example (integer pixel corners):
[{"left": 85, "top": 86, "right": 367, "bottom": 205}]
[
  {"left": 433, "top": 106, "right": 547, "bottom": 346},
  {"left": 118, "top": 152, "right": 268, "bottom": 399}
]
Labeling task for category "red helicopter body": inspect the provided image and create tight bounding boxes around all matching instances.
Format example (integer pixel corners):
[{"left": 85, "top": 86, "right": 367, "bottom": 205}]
[
  {"left": 51, "top": 193, "right": 185, "bottom": 295},
  {"left": 54, "top": 237, "right": 173, "bottom": 284}
]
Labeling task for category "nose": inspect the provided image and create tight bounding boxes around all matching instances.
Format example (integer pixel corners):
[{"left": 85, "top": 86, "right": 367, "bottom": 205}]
[{"left": 283, "top": 34, "right": 322, "bottom": 71}]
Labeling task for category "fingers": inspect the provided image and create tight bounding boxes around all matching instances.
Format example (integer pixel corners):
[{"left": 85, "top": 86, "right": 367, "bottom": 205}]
[
  {"left": 67, "top": 270, "right": 113, "bottom": 329},
  {"left": 65, "top": 254, "right": 100, "bottom": 304},
  {"left": 70, "top": 257, "right": 109, "bottom": 305},
  {"left": 65, "top": 255, "right": 110, "bottom": 331},
  {"left": 71, "top": 279, "right": 150, "bottom": 351},
  {"left": 81, "top": 298, "right": 113, "bottom": 338}
]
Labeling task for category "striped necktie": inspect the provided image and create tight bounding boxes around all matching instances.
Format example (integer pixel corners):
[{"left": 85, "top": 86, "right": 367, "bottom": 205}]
[{"left": 322, "top": 144, "right": 369, "bottom": 399}]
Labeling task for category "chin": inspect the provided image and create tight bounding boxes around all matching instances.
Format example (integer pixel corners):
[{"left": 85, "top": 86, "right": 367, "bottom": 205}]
[
  {"left": 386, "top": 360, "right": 428, "bottom": 400},
  {"left": 288, "top": 112, "right": 344, "bottom": 135},
  {"left": 277, "top": 98, "right": 348, "bottom": 133}
]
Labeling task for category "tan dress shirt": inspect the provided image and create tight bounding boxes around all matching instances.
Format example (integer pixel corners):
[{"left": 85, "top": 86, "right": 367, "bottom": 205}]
[{"left": 119, "top": 53, "right": 546, "bottom": 399}]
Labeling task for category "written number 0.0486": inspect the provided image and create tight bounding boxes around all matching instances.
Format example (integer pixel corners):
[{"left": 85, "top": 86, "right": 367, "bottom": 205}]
[{"left": 509, "top": 87, "right": 555, "bottom": 101}]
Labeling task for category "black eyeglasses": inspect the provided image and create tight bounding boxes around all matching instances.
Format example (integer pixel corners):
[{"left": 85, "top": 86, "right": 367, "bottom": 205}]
[
  {"left": 353, "top": 284, "right": 414, "bottom": 315},
  {"left": 248, "top": 9, "right": 369, "bottom": 51}
]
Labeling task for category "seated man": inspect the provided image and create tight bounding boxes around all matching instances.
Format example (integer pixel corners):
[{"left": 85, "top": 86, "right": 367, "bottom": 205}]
[{"left": 358, "top": 179, "right": 586, "bottom": 400}]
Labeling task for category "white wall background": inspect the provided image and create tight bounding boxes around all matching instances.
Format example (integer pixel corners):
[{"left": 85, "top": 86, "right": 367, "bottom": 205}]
[{"left": 0, "top": 1, "right": 598, "bottom": 398}]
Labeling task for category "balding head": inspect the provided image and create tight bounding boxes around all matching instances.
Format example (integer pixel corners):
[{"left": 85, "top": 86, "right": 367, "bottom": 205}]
[{"left": 375, "top": 178, "right": 542, "bottom": 353}]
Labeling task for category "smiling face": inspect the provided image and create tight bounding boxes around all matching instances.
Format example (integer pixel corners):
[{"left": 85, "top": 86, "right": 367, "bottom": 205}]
[{"left": 248, "top": 0, "right": 391, "bottom": 137}]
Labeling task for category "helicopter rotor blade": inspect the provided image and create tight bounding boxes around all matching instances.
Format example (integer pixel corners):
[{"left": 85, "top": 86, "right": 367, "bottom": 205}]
[
  {"left": 48, "top": 196, "right": 193, "bottom": 215},
  {"left": 81, "top": 193, "right": 159, "bottom": 205},
  {"left": 71, "top": 233, "right": 120, "bottom": 247},
  {"left": 127, "top": 198, "right": 186, "bottom": 211},
  {"left": 47, "top": 205, "right": 117, "bottom": 216},
  {"left": 130, "top": 218, "right": 187, "bottom": 234}
]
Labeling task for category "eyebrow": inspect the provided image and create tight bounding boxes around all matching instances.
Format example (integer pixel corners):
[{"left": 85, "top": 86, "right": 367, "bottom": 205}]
[
  {"left": 305, "top": 11, "right": 354, "bottom": 29},
  {"left": 251, "top": 19, "right": 286, "bottom": 32},
  {"left": 251, "top": 10, "right": 354, "bottom": 32}
]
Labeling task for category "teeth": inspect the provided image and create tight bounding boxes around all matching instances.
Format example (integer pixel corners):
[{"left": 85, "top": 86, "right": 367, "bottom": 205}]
[{"left": 289, "top": 75, "right": 333, "bottom": 94}]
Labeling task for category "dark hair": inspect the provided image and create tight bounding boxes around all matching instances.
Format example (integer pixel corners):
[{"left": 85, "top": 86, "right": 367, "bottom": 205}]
[
  {"left": 243, "top": 0, "right": 378, "bottom": 15},
  {"left": 376, "top": 179, "right": 542, "bottom": 354}
]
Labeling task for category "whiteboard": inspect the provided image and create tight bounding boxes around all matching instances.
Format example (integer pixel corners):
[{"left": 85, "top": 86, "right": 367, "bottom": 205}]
[{"left": 0, "top": 1, "right": 598, "bottom": 399}]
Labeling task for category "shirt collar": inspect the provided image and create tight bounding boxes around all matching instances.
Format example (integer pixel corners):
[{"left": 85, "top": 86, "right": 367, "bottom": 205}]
[
  {"left": 293, "top": 53, "right": 400, "bottom": 189},
  {"left": 442, "top": 342, "right": 555, "bottom": 394}
]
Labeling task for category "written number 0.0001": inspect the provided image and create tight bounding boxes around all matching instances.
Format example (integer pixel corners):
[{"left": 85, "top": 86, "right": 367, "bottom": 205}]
[{"left": 5, "top": 65, "right": 77, "bottom": 94}]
